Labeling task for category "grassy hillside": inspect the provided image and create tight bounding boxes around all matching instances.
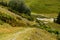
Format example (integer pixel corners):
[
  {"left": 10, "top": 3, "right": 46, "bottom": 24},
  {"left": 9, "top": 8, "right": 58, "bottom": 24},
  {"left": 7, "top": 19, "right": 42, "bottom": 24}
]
[
  {"left": 25, "top": 0, "right": 60, "bottom": 14},
  {"left": 0, "top": 0, "right": 60, "bottom": 40},
  {"left": 0, "top": 5, "right": 59, "bottom": 40}
]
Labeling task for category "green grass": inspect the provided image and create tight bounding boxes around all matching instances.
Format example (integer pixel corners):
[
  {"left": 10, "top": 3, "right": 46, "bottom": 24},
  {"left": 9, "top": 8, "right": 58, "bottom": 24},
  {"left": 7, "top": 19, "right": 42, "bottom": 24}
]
[
  {"left": 46, "top": 22, "right": 60, "bottom": 32},
  {"left": 25, "top": 0, "right": 60, "bottom": 14}
]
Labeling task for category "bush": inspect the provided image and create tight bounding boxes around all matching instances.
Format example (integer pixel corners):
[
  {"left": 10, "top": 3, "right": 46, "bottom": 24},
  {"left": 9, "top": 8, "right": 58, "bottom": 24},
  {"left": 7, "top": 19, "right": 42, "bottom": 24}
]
[
  {"left": 0, "top": 13, "right": 16, "bottom": 26},
  {"left": 8, "top": 0, "right": 31, "bottom": 16},
  {"left": 0, "top": 13, "right": 13, "bottom": 22}
]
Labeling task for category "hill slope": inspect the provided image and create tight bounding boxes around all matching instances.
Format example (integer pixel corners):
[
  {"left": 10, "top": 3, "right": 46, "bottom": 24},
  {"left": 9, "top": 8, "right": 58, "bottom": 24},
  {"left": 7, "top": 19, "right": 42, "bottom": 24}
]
[
  {"left": 0, "top": 0, "right": 60, "bottom": 40},
  {"left": 0, "top": 5, "right": 59, "bottom": 40}
]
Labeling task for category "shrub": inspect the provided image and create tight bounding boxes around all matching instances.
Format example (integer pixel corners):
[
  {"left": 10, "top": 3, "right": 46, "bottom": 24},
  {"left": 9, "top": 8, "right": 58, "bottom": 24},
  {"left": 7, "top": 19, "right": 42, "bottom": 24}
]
[
  {"left": 0, "top": 13, "right": 16, "bottom": 26},
  {"left": 8, "top": 0, "right": 31, "bottom": 16},
  {"left": 0, "top": 13, "right": 13, "bottom": 22}
]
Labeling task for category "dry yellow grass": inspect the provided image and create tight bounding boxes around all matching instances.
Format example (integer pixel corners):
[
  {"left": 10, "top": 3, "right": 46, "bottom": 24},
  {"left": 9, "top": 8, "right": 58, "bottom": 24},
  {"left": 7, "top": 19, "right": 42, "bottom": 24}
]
[
  {"left": 0, "top": 26, "right": 57, "bottom": 40},
  {"left": 0, "top": 24, "right": 26, "bottom": 34}
]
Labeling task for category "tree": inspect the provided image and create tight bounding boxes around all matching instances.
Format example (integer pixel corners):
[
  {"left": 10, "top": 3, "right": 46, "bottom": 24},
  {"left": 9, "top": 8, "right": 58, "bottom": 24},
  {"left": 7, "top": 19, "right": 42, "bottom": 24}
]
[
  {"left": 56, "top": 12, "right": 60, "bottom": 24},
  {"left": 8, "top": 0, "right": 31, "bottom": 16}
]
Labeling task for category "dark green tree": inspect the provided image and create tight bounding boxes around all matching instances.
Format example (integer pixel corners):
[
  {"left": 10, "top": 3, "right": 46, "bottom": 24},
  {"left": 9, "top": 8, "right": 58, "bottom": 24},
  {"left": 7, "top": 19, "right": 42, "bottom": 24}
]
[
  {"left": 56, "top": 12, "right": 60, "bottom": 24},
  {"left": 8, "top": 0, "right": 31, "bottom": 16}
]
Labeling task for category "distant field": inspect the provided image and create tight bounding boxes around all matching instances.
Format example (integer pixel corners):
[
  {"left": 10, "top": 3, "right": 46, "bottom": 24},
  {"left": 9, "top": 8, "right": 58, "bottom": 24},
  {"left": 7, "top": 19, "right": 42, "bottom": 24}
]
[
  {"left": 32, "top": 12, "right": 58, "bottom": 19},
  {"left": 25, "top": 0, "right": 60, "bottom": 14},
  {"left": 39, "top": 13, "right": 58, "bottom": 18}
]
